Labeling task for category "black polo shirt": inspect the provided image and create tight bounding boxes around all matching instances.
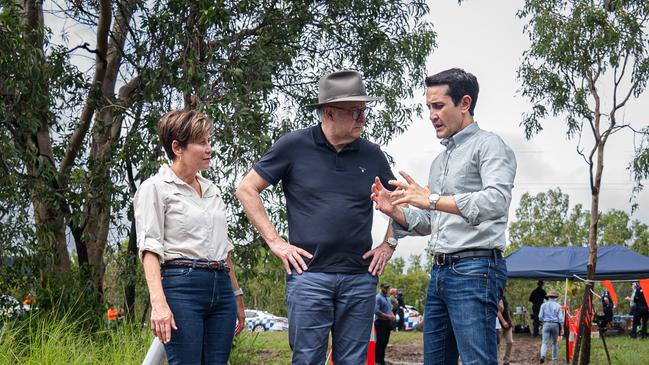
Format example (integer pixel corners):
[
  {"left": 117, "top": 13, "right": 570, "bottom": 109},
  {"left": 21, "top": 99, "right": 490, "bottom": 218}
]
[{"left": 254, "top": 124, "right": 396, "bottom": 273}]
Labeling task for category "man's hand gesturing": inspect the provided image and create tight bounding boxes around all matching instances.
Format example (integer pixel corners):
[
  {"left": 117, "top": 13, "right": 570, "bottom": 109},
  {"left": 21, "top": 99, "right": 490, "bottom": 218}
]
[
  {"left": 389, "top": 171, "right": 431, "bottom": 209},
  {"left": 371, "top": 177, "right": 397, "bottom": 215}
]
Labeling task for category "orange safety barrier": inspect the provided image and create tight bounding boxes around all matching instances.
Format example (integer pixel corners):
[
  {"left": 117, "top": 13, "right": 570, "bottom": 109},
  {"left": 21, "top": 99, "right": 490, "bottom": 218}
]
[
  {"left": 564, "top": 308, "right": 580, "bottom": 362},
  {"left": 327, "top": 323, "right": 376, "bottom": 365},
  {"left": 601, "top": 280, "right": 618, "bottom": 306}
]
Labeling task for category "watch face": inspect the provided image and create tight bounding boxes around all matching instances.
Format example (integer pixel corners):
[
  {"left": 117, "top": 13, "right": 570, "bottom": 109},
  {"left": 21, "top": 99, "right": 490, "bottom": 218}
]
[{"left": 429, "top": 194, "right": 440, "bottom": 209}]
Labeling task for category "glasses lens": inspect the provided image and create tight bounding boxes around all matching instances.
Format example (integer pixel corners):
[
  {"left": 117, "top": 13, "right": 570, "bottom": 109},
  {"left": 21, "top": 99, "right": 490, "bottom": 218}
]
[{"left": 352, "top": 108, "right": 368, "bottom": 120}]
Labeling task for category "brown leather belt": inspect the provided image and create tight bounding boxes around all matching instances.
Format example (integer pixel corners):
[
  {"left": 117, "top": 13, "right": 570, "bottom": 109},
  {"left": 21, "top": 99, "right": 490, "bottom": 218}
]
[
  {"left": 163, "top": 259, "right": 229, "bottom": 272},
  {"left": 432, "top": 248, "right": 502, "bottom": 266}
]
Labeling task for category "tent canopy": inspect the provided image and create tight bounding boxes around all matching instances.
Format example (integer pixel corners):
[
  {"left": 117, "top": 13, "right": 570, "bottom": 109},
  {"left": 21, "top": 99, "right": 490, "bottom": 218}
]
[{"left": 505, "top": 245, "right": 649, "bottom": 280}]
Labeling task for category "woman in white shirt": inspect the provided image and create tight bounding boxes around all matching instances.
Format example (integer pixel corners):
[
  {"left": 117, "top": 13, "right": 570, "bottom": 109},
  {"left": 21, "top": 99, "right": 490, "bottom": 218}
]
[{"left": 134, "top": 110, "right": 245, "bottom": 365}]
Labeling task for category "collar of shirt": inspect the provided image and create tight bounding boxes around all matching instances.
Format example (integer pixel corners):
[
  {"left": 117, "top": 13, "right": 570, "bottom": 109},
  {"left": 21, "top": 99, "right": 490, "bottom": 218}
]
[
  {"left": 441, "top": 121, "right": 480, "bottom": 149},
  {"left": 312, "top": 123, "right": 360, "bottom": 152},
  {"left": 158, "top": 164, "right": 217, "bottom": 198}
]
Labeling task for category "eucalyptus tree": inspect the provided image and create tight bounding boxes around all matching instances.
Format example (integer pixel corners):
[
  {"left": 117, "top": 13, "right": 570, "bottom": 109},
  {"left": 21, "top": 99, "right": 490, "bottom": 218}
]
[
  {"left": 516, "top": 1, "right": 649, "bottom": 363},
  {"left": 0, "top": 0, "right": 436, "bottom": 312},
  {"left": 509, "top": 188, "right": 647, "bottom": 250}
]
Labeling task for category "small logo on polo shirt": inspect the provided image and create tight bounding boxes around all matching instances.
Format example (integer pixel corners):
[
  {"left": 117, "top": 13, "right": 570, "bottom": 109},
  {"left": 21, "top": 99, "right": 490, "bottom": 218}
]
[{"left": 359, "top": 166, "right": 366, "bottom": 173}]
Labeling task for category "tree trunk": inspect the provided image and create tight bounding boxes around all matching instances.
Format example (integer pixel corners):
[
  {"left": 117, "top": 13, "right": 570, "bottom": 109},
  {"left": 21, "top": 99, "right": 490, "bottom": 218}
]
[
  {"left": 123, "top": 210, "right": 138, "bottom": 320},
  {"left": 76, "top": 0, "right": 135, "bottom": 306},
  {"left": 573, "top": 141, "right": 605, "bottom": 365},
  {"left": 20, "top": 0, "right": 70, "bottom": 275}
]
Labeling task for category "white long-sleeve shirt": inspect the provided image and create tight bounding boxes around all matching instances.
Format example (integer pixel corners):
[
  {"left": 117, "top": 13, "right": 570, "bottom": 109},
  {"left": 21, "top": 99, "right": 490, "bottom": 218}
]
[{"left": 134, "top": 164, "right": 233, "bottom": 263}]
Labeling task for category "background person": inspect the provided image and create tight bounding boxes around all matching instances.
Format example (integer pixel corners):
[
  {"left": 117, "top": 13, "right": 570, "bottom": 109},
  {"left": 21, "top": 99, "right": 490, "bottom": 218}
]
[
  {"left": 389, "top": 287, "right": 399, "bottom": 330},
  {"left": 396, "top": 289, "right": 406, "bottom": 331},
  {"left": 107, "top": 305, "right": 118, "bottom": 329},
  {"left": 529, "top": 280, "right": 547, "bottom": 337},
  {"left": 236, "top": 70, "right": 397, "bottom": 365},
  {"left": 497, "top": 284, "right": 514, "bottom": 365},
  {"left": 630, "top": 282, "right": 648, "bottom": 338},
  {"left": 375, "top": 283, "right": 397, "bottom": 365},
  {"left": 135, "top": 110, "right": 245, "bottom": 365},
  {"left": 625, "top": 281, "right": 638, "bottom": 315},
  {"left": 538, "top": 290, "right": 563, "bottom": 364}
]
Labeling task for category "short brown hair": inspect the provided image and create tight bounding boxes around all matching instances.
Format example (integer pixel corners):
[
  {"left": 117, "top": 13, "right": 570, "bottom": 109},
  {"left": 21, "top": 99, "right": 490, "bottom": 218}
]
[{"left": 157, "top": 110, "right": 213, "bottom": 161}]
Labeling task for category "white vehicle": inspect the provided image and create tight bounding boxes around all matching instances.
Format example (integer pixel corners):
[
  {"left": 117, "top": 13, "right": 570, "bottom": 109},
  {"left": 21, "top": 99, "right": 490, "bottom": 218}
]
[
  {"left": 244, "top": 309, "right": 289, "bottom": 332},
  {"left": 400, "top": 305, "right": 422, "bottom": 331}
]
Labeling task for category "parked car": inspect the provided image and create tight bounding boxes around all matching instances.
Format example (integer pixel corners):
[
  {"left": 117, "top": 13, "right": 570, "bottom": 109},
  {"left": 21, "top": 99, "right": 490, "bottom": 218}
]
[
  {"left": 400, "top": 305, "right": 422, "bottom": 331},
  {"left": 244, "top": 309, "right": 289, "bottom": 332}
]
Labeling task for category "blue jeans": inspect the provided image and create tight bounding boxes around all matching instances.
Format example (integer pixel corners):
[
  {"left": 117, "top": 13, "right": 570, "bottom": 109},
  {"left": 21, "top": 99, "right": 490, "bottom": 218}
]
[
  {"left": 423, "top": 256, "right": 507, "bottom": 365},
  {"left": 161, "top": 266, "right": 237, "bottom": 365},
  {"left": 286, "top": 271, "right": 377, "bottom": 365},
  {"left": 540, "top": 322, "right": 560, "bottom": 361}
]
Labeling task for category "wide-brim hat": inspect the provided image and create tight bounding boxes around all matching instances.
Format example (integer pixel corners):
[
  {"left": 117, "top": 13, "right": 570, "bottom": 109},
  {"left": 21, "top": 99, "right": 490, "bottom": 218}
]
[
  {"left": 547, "top": 290, "right": 559, "bottom": 298},
  {"left": 305, "top": 70, "right": 382, "bottom": 108}
]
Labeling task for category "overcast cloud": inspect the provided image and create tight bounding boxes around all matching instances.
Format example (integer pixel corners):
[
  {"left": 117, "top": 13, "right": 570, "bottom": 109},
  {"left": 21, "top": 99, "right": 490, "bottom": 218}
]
[{"left": 372, "top": 0, "right": 649, "bottom": 259}]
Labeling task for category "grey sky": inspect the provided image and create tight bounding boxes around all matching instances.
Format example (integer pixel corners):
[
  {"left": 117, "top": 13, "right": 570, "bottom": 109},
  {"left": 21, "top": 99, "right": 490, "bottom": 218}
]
[{"left": 373, "top": 0, "right": 649, "bottom": 259}]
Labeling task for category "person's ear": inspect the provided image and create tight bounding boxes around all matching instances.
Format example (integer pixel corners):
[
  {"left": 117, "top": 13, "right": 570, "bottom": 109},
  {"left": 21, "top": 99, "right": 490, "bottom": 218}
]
[
  {"left": 171, "top": 140, "right": 183, "bottom": 159},
  {"left": 460, "top": 95, "right": 472, "bottom": 114}
]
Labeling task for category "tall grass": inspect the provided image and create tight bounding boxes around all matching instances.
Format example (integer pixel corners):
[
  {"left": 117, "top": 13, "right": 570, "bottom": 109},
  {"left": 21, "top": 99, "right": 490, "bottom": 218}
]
[
  {"left": 0, "top": 310, "right": 276, "bottom": 365},
  {"left": 0, "top": 309, "right": 150, "bottom": 364}
]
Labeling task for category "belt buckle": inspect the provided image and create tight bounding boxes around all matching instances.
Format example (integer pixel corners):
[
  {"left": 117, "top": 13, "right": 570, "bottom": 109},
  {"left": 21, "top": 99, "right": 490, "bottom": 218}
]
[{"left": 435, "top": 254, "right": 447, "bottom": 266}]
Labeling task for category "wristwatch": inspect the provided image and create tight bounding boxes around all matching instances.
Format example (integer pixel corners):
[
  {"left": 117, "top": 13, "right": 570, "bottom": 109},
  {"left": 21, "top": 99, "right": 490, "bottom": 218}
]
[
  {"left": 428, "top": 193, "right": 441, "bottom": 210},
  {"left": 233, "top": 288, "right": 244, "bottom": 297},
  {"left": 386, "top": 237, "right": 398, "bottom": 249}
]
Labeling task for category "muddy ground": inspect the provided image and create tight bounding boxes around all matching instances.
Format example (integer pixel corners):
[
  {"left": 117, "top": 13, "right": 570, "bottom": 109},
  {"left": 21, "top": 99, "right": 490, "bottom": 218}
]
[{"left": 385, "top": 332, "right": 567, "bottom": 365}]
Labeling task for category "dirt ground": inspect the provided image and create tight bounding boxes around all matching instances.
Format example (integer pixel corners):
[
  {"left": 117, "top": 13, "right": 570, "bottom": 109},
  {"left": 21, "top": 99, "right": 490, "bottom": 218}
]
[{"left": 385, "top": 332, "right": 565, "bottom": 365}]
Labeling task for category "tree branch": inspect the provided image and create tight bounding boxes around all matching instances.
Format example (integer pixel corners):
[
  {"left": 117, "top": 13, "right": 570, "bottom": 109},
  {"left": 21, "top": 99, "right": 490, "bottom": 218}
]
[
  {"left": 206, "top": 22, "right": 270, "bottom": 49},
  {"left": 59, "top": 0, "right": 112, "bottom": 177}
]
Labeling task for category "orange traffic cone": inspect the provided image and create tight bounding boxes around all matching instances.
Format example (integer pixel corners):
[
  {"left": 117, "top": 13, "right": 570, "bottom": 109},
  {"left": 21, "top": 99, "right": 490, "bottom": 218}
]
[
  {"left": 326, "top": 323, "right": 377, "bottom": 365},
  {"left": 366, "top": 323, "right": 376, "bottom": 365}
]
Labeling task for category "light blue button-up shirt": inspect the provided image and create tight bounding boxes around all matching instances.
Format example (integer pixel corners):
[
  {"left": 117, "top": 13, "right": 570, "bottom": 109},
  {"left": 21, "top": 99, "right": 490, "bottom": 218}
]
[
  {"left": 392, "top": 122, "right": 517, "bottom": 254},
  {"left": 375, "top": 293, "right": 393, "bottom": 321},
  {"left": 539, "top": 299, "right": 564, "bottom": 323}
]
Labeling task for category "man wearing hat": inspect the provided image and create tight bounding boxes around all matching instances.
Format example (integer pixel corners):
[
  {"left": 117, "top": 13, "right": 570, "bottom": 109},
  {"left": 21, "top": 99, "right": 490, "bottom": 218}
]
[
  {"left": 236, "top": 70, "right": 397, "bottom": 364},
  {"left": 375, "top": 283, "right": 397, "bottom": 365},
  {"left": 538, "top": 290, "right": 564, "bottom": 364}
]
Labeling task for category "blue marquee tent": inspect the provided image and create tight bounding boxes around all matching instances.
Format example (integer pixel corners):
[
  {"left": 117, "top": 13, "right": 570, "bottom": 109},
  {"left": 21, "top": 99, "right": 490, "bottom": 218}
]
[{"left": 505, "top": 245, "right": 649, "bottom": 280}]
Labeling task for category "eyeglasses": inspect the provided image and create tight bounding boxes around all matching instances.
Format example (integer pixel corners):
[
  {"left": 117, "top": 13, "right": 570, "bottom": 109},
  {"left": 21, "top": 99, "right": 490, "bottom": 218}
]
[{"left": 327, "top": 106, "right": 370, "bottom": 121}]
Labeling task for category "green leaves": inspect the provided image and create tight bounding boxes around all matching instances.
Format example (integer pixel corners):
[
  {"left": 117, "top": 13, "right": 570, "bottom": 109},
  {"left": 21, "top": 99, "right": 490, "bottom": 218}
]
[
  {"left": 508, "top": 188, "right": 648, "bottom": 250},
  {"left": 517, "top": 0, "right": 649, "bottom": 141},
  {"left": 1, "top": 0, "right": 437, "bottom": 310}
]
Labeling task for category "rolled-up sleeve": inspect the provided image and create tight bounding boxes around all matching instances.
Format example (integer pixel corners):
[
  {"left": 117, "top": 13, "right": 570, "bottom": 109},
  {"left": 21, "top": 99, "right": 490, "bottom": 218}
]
[
  {"left": 391, "top": 207, "right": 433, "bottom": 238},
  {"left": 134, "top": 181, "right": 165, "bottom": 263},
  {"left": 455, "top": 136, "right": 517, "bottom": 226}
]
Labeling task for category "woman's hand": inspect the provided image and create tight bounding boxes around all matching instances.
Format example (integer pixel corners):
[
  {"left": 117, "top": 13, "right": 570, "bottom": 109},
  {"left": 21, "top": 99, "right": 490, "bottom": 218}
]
[
  {"left": 150, "top": 300, "right": 177, "bottom": 343},
  {"left": 234, "top": 296, "right": 246, "bottom": 336}
]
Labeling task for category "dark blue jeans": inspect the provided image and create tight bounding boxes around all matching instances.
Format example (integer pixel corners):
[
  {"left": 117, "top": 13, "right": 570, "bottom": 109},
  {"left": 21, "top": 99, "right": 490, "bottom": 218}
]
[
  {"left": 286, "top": 271, "right": 377, "bottom": 365},
  {"left": 161, "top": 266, "right": 237, "bottom": 365},
  {"left": 423, "top": 256, "right": 507, "bottom": 365}
]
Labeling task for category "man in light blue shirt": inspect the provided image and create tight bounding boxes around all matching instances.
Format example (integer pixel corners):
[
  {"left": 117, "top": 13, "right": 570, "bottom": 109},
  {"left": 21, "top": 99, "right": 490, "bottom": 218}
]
[
  {"left": 371, "top": 68, "right": 516, "bottom": 365},
  {"left": 538, "top": 290, "right": 564, "bottom": 363},
  {"left": 374, "top": 283, "right": 396, "bottom": 365}
]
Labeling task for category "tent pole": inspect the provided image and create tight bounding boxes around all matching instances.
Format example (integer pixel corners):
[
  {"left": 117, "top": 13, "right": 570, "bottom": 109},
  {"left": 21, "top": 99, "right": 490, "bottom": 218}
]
[
  {"left": 565, "top": 278, "right": 569, "bottom": 364},
  {"left": 564, "top": 278, "right": 569, "bottom": 306}
]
